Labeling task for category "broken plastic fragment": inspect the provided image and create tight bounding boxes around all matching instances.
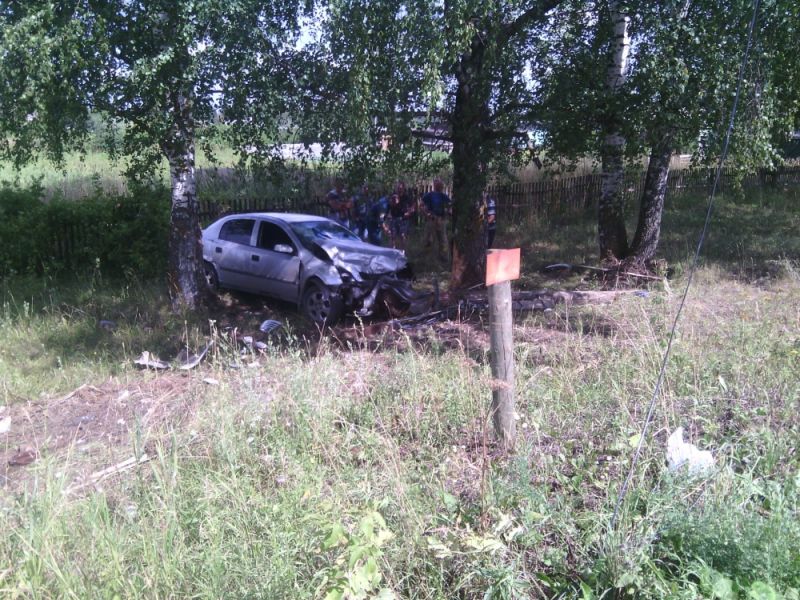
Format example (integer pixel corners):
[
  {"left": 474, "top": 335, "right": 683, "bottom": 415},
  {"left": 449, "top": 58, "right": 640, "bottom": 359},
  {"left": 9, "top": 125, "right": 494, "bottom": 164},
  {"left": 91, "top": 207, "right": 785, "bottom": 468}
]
[
  {"left": 259, "top": 319, "right": 283, "bottom": 334},
  {"left": 134, "top": 351, "right": 170, "bottom": 370},
  {"left": 176, "top": 342, "right": 213, "bottom": 370},
  {"left": 99, "top": 320, "right": 117, "bottom": 331},
  {"left": 666, "top": 427, "right": 714, "bottom": 475}
]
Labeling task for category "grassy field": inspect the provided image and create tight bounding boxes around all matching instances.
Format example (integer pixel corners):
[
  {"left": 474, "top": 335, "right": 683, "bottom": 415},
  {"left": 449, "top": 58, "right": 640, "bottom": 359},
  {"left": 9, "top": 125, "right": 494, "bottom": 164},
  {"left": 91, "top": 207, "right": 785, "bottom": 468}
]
[
  {"left": 0, "top": 146, "right": 240, "bottom": 199},
  {"left": 0, "top": 189, "right": 798, "bottom": 598}
]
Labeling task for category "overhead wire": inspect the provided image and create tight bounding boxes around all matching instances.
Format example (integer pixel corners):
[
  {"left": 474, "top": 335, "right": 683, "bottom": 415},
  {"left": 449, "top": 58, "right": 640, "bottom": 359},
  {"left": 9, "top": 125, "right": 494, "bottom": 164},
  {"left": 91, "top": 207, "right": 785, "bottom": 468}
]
[{"left": 610, "top": 0, "right": 762, "bottom": 529}]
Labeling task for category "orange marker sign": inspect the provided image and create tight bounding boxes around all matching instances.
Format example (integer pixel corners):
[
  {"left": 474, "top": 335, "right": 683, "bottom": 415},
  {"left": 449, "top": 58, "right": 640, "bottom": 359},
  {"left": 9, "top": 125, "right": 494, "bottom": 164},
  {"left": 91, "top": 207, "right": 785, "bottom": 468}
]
[{"left": 486, "top": 248, "right": 521, "bottom": 287}]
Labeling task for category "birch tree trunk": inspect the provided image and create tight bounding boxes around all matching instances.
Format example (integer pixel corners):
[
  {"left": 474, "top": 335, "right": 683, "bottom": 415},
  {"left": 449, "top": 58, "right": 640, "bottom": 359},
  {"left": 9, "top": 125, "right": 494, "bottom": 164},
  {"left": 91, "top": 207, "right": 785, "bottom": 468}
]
[
  {"left": 628, "top": 137, "right": 673, "bottom": 263},
  {"left": 598, "top": 2, "right": 631, "bottom": 260},
  {"left": 163, "top": 91, "right": 207, "bottom": 311}
]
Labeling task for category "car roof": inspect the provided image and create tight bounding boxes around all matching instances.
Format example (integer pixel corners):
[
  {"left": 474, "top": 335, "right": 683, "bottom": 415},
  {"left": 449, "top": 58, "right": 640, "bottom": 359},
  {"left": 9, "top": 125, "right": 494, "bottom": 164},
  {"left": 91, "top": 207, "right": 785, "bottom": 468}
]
[{"left": 222, "top": 212, "right": 330, "bottom": 224}]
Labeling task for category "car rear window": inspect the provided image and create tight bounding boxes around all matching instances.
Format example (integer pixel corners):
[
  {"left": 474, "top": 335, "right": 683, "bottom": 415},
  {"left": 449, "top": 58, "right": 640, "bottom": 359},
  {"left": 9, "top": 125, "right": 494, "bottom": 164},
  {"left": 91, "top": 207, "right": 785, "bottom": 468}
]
[
  {"left": 290, "top": 221, "right": 360, "bottom": 248},
  {"left": 219, "top": 219, "right": 255, "bottom": 245}
]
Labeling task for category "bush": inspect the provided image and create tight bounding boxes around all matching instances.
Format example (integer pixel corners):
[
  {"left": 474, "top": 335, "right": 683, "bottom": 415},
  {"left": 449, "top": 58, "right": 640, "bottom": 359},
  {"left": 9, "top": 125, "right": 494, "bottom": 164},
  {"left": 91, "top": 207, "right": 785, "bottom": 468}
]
[{"left": 0, "top": 183, "right": 170, "bottom": 279}]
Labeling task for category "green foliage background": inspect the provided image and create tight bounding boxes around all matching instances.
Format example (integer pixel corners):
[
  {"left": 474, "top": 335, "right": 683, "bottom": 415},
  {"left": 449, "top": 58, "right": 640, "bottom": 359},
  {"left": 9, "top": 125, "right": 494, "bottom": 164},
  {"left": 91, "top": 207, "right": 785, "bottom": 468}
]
[{"left": 0, "top": 184, "right": 169, "bottom": 278}]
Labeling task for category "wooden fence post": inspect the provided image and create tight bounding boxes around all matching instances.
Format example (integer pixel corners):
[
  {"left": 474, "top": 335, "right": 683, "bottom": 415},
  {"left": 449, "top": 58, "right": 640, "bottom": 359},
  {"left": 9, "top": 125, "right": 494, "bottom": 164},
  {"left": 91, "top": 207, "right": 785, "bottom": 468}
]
[
  {"left": 488, "top": 280, "right": 516, "bottom": 450},
  {"left": 486, "top": 248, "right": 520, "bottom": 451}
]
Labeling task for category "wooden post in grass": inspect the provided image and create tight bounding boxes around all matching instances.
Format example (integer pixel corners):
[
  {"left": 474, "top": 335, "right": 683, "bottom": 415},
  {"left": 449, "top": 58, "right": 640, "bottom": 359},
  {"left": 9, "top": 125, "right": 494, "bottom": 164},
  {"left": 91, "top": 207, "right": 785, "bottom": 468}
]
[{"left": 486, "top": 248, "right": 520, "bottom": 451}]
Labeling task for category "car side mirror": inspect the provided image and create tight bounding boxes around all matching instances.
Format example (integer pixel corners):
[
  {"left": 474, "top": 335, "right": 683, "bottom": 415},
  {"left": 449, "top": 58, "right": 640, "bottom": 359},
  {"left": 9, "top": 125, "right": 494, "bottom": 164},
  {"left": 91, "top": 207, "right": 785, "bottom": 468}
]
[{"left": 274, "top": 243, "right": 294, "bottom": 255}]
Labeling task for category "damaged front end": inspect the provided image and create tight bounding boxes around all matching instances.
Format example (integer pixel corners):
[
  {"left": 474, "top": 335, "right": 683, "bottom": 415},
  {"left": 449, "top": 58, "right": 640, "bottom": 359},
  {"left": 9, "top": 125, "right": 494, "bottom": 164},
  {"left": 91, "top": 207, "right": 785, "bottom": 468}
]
[{"left": 314, "top": 241, "right": 428, "bottom": 319}]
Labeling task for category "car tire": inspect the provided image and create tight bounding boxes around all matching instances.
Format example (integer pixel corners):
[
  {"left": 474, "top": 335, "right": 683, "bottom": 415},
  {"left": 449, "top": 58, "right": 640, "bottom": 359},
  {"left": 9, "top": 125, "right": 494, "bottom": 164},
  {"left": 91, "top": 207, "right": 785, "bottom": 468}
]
[
  {"left": 301, "top": 281, "right": 343, "bottom": 326},
  {"left": 204, "top": 261, "right": 220, "bottom": 291}
]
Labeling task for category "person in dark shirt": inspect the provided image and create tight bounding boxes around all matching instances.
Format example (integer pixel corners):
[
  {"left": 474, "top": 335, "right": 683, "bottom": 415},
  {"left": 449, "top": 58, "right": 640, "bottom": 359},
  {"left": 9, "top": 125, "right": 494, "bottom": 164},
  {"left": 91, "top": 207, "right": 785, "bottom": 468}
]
[
  {"left": 379, "top": 181, "right": 413, "bottom": 250},
  {"left": 386, "top": 193, "right": 412, "bottom": 250},
  {"left": 350, "top": 183, "right": 372, "bottom": 240},
  {"left": 421, "top": 178, "right": 451, "bottom": 258},
  {"left": 326, "top": 179, "right": 352, "bottom": 229},
  {"left": 484, "top": 192, "right": 497, "bottom": 248}
]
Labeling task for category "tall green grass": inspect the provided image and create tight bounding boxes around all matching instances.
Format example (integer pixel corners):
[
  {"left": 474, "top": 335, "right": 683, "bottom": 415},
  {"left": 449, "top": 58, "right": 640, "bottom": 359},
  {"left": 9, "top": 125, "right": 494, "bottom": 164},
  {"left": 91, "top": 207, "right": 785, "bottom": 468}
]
[{"left": 0, "top": 189, "right": 798, "bottom": 598}]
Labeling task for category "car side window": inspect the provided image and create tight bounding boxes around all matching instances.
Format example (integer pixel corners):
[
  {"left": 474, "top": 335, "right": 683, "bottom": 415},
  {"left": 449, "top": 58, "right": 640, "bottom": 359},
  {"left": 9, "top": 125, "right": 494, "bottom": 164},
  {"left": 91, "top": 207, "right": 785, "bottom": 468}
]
[
  {"left": 257, "top": 221, "right": 296, "bottom": 252},
  {"left": 219, "top": 219, "right": 255, "bottom": 245}
]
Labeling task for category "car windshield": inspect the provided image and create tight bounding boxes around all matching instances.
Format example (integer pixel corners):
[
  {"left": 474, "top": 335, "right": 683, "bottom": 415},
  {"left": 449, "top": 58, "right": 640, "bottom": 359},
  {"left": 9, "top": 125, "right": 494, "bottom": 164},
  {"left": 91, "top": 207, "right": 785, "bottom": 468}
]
[{"left": 290, "top": 220, "right": 361, "bottom": 247}]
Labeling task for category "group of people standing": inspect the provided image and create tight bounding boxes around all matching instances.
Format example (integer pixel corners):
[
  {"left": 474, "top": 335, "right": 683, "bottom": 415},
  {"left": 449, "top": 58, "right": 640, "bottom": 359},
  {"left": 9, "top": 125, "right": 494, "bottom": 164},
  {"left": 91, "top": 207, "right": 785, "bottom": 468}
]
[{"left": 326, "top": 178, "right": 497, "bottom": 258}]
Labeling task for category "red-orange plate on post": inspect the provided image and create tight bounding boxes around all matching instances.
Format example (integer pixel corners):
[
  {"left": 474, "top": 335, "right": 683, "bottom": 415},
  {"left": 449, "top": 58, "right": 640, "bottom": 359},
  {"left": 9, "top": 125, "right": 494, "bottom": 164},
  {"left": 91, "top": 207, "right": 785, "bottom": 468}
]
[{"left": 486, "top": 248, "right": 521, "bottom": 287}]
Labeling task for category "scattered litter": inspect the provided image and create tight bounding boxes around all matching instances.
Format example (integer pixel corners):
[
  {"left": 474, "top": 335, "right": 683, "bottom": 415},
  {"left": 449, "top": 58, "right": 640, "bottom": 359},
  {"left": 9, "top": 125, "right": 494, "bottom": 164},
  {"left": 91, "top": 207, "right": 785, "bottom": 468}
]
[
  {"left": 242, "top": 336, "right": 254, "bottom": 346},
  {"left": 8, "top": 446, "right": 38, "bottom": 467},
  {"left": 176, "top": 342, "right": 213, "bottom": 371},
  {"left": 254, "top": 341, "right": 268, "bottom": 351},
  {"left": 65, "top": 453, "right": 151, "bottom": 494},
  {"left": 259, "top": 319, "right": 283, "bottom": 334},
  {"left": 203, "top": 377, "right": 220, "bottom": 386},
  {"left": 634, "top": 291, "right": 650, "bottom": 298},
  {"left": 124, "top": 503, "right": 138, "bottom": 520},
  {"left": 544, "top": 262, "right": 665, "bottom": 281},
  {"left": 98, "top": 319, "right": 117, "bottom": 331},
  {"left": 116, "top": 419, "right": 125, "bottom": 426},
  {"left": 666, "top": 427, "right": 715, "bottom": 475},
  {"left": 0, "top": 416, "right": 10, "bottom": 434},
  {"left": 134, "top": 351, "right": 170, "bottom": 370},
  {"left": 116, "top": 390, "right": 131, "bottom": 402}
]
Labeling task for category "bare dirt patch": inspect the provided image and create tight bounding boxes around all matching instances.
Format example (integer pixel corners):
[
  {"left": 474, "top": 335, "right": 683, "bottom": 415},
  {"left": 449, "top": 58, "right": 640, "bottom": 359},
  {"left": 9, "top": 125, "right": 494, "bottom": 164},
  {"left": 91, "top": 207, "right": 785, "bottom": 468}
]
[{"left": 1, "top": 372, "right": 205, "bottom": 493}]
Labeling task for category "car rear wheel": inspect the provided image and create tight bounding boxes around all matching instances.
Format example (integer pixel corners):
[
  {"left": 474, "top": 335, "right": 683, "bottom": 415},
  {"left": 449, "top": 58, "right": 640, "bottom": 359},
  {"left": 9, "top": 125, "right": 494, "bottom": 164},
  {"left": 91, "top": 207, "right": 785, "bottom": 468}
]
[
  {"left": 204, "top": 261, "right": 220, "bottom": 291},
  {"left": 301, "top": 281, "right": 343, "bottom": 326}
]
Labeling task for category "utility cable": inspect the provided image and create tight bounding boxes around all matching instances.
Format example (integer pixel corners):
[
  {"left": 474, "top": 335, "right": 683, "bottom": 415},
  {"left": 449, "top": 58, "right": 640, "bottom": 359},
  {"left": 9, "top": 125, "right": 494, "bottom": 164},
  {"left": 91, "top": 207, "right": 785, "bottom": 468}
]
[{"left": 610, "top": 0, "right": 762, "bottom": 529}]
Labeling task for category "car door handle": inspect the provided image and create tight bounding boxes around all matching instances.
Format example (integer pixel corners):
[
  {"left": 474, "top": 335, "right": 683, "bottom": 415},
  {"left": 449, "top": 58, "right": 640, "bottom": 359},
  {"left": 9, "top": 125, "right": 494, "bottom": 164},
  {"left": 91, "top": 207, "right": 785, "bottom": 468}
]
[
  {"left": 251, "top": 254, "right": 260, "bottom": 262},
  {"left": 215, "top": 247, "right": 222, "bottom": 253}
]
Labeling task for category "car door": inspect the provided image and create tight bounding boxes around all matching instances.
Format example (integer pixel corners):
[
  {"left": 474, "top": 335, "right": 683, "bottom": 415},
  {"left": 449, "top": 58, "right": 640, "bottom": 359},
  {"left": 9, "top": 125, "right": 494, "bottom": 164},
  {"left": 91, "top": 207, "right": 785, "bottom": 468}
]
[
  {"left": 243, "top": 219, "right": 303, "bottom": 301},
  {"left": 212, "top": 218, "right": 257, "bottom": 290}
]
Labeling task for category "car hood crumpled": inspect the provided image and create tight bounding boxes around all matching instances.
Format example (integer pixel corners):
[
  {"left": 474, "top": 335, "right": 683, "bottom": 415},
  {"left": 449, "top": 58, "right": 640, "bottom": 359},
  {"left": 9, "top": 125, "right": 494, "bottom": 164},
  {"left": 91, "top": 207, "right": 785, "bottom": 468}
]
[{"left": 318, "top": 239, "right": 407, "bottom": 278}]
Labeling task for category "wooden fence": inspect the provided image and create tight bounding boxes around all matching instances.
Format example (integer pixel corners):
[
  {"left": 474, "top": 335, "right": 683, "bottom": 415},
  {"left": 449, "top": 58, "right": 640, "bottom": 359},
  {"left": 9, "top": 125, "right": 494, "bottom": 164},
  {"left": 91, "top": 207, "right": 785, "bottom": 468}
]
[
  {"left": 197, "top": 165, "right": 800, "bottom": 225},
  {"left": 33, "top": 164, "right": 799, "bottom": 270}
]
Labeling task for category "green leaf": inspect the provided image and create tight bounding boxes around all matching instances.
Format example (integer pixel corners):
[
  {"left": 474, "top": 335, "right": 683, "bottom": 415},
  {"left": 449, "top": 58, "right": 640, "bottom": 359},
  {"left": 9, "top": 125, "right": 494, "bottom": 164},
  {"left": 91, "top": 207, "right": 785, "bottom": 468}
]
[
  {"left": 580, "top": 581, "right": 594, "bottom": 600},
  {"left": 748, "top": 582, "right": 779, "bottom": 600},
  {"left": 711, "top": 574, "right": 734, "bottom": 599},
  {"left": 323, "top": 522, "right": 348, "bottom": 550}
]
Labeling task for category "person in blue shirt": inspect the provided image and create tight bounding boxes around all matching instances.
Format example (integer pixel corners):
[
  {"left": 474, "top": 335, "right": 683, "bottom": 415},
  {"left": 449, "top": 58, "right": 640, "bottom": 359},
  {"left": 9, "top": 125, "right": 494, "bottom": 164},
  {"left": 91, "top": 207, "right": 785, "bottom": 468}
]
[
  {"left": 366, "top": 194, "right": 389, "bottom": 245},
  {"left": 421, "top": 178, "right": 451, "bottom": 258}
]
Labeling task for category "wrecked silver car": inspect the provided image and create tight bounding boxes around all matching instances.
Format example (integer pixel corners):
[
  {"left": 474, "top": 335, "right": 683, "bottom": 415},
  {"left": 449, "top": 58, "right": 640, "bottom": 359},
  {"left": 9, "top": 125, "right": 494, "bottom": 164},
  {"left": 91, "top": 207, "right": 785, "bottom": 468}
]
[{"left": 202, "top": 213, "right": 414, "bottom": 324}]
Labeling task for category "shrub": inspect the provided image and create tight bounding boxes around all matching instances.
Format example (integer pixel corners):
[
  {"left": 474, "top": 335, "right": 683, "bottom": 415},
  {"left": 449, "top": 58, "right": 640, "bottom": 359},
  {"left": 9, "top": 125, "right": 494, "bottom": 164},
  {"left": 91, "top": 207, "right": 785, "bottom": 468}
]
[{"left": 0, "top": 183, "right": 170, "bottom": 279}]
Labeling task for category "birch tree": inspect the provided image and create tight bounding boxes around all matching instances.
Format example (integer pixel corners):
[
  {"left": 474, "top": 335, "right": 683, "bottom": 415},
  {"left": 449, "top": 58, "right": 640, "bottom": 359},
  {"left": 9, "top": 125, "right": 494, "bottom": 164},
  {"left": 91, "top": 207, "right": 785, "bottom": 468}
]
[
  {"left": 311, "top": 0, "right": 565, "bottom": 290},
  {"left": 0, "top": 0, "right": 304, "bottom": 309},
  {"left": 540, "top": 0, "right": 795, "bottom": 267},
  {"left": 598, "top": 2, "right": 631, "bottom": 260}
]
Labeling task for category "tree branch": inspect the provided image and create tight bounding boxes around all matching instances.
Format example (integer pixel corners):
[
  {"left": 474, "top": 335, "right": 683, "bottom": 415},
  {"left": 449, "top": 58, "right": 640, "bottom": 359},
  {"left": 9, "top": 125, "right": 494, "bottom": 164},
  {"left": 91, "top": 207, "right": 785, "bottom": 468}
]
[{"left": 502, "top": 0, "right": 566, "bottom": 41}]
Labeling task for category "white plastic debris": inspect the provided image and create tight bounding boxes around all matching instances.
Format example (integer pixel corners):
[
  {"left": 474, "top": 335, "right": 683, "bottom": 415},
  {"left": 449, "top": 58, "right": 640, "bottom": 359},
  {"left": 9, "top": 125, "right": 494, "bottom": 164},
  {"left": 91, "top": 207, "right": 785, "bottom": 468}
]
[
  {"left": 176, "top": 342, "right": 212, "bottom": 370},
  {"left": 133, "top": 351, "right": 170, "bottom": 370},
  {"left": 0, "top": 416, "right": 11, "bottom": 434},
  {"left": 666, "top": 427, "right": 714, "bottom": 475}
]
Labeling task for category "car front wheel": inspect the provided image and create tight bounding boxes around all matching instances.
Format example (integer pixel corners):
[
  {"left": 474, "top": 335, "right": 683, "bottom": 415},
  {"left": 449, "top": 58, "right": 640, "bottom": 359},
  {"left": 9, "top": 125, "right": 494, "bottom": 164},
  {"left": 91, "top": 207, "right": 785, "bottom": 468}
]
[{"left": 301, "top": 281, "right": 343, "bottom": 326}]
